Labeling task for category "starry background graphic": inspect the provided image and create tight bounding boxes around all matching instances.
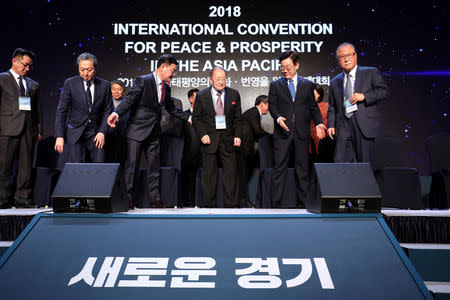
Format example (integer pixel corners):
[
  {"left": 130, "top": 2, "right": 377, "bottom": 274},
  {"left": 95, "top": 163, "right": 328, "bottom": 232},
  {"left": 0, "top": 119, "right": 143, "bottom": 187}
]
[{"left": 1, "top": 0, "right": 448, "bottom": 174}]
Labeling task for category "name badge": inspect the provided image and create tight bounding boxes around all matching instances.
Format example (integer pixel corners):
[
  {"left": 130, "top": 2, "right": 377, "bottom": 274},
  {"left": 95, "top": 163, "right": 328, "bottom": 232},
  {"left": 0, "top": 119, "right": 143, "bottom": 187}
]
[
  {"left": 215, "top": 115, "right": 226, "bottom": 129},
  {"left": 345, "top": 99, "right": 357, "bottom": 114},
  {"left": 18, "top": 97, "right": 31, "bottom": 111}
]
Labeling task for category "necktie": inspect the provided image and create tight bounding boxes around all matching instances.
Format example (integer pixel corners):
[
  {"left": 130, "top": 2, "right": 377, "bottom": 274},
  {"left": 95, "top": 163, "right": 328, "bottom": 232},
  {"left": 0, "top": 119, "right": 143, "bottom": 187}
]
[
  {"left": 215, "top": 91, "right": 224, "bottom": 115},
  {"left": 344, "top": 73, "right": 354, "bottom": 118},
  {"left": 86, "top": 81, "right": 93, "bottom": 113},
  {"left": 160, "top": 82, "right": 165, "bottom": 105},
  {"left": 288, "top": 79, "right": 296, "bottom": 101},
  {"left": 18, "top": 76, "right": 26, "bottom": 96}
]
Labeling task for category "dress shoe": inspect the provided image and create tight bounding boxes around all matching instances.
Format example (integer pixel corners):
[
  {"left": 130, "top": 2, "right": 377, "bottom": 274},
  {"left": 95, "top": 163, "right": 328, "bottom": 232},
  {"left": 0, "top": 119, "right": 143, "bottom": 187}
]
[
  {"left": 15, "top": 198, "right": 35, "bottom": 208},
  {"left": 0, "top": 200, "right": 12, "bottom": 209},
  {"left": 240, "top": 198, "right": 255, "bottom": 208}
]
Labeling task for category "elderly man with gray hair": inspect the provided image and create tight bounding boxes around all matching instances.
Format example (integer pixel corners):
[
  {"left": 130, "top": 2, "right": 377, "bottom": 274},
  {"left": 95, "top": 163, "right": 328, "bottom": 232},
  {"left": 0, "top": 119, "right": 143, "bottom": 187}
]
[{"left": 54, "top": 52, "right": 112, "bottom": 164}]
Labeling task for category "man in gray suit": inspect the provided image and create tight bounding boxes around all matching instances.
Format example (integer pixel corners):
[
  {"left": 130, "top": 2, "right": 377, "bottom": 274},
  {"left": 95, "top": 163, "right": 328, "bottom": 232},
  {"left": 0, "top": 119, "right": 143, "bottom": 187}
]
[
  {"left": 327, "top": 42, "right": 390, "bottom": 163},
  {"left": 0, "top": 48, "right": 42, "bottom": 208}
]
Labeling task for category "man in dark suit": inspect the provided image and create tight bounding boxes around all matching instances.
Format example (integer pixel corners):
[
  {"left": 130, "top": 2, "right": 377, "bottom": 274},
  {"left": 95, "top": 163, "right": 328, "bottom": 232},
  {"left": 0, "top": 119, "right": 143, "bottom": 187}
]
[
  {"left": 181, "top": 88, "right": 201, "bottom": 207},
  {"left": 236, "top": 95, "right": 269, "bottom": 208},
  {"left": 327, "top": 43, "right": 390, "bottom": 163},
  {"left": 54, "top": 53, "right": 112, "bottom": 165},
  {"left": 0, "top": 48, "right": 42, "bottom": 208},
  {"left": 107, "top": 54, "right": 189, "bottom": 208},
  {"left": 105, "top": 80, "right": 127, "bottom": 163},
  {"left": 192, "top": 67, "right": 242, "bottom": 208},
  {"left": 269, "top": 50, "right": 326, "bottom": 208}
]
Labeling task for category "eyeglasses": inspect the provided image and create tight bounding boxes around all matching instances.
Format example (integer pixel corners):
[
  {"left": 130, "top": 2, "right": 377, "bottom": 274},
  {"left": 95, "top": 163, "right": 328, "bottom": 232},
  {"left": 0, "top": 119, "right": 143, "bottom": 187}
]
[
  {"left": 337, "top": 53, "right": 355, "bottom": 61},
  {"left": 281, "top": 65, "right": 294, "bottom": 72},
  {"left": 17, "top": 59, "right": 34, "bottom": 70}
]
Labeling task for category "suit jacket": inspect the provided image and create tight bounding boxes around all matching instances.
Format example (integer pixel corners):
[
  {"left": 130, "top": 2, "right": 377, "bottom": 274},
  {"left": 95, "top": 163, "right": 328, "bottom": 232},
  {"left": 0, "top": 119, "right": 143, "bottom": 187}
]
[
  {"left": 114, "top": 73, "right": 188, "bottom": 142},
  {"left": 55, "top": 76, "right": 112, "bottom": 144},
  {"left": 269, "top": 76, "right": 322, "bottom": 139},
  {"left": 0, "top": 71, "right": 41, "bottom": 137},
  {"left": 240, "top": 106, "right": 268, "bottom": 157},
  {"left": 192, "top": 86, "right": 242, "bottom": 153},
  {"left": 160, "top": 97, "right": 184, "bottom": 137},
  {"left": 183, "top": 108, "right": 201, "bottom": 163},
  {"left": 327, "top": 66, "right": 390, "bottom": 138}
]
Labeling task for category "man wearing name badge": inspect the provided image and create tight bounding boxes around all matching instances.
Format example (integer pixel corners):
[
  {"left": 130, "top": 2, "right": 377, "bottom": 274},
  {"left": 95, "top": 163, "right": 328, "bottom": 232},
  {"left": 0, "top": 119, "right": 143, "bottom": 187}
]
[
  {"left": 107, "top": 54, "right": 189, "bottom": 209},
  {"left": 192, "top": 67, "right": 242, "bottom": 208},
  {"left": 54, "top": 53, "right": 112, "bottom": 165},
  {"left": 269, "top": 50, "right": 326, "bottom": 208},
  {"left": 327, "top": 43, "right": 390, "bottom": 163},
  {"left": 0, "top": 48, "right": 42, "bottom": 209}
]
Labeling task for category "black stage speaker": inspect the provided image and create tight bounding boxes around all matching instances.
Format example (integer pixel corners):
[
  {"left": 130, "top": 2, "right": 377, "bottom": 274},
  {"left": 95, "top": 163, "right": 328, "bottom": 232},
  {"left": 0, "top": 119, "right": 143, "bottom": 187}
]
[
  {"left": 308, "top": 163, "right": 382, "bottom": 213},
  {"left": 52, "top": 163, "right": 127, "bottom": 213}
]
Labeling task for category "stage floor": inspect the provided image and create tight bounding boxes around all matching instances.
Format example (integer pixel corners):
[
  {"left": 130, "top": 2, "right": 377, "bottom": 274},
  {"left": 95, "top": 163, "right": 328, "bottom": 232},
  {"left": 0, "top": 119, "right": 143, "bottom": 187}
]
[{"left": 1, "top": 207, "right": 450, "bottom": 216}]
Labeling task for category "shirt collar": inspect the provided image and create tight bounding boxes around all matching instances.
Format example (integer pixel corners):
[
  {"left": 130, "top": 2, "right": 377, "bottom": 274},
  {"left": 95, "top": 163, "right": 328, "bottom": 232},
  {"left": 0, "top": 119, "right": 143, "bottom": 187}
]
[
  {"left": 285, "top": 73, "right": 298, "bottom": 84},
  {"left": 9, "top": 69, "right": 21, "bottom": 80},
  {"left": 346, "top": 65, "right": 358, "bottom": 77},
  {"left": 154, "top": 71, "right": 163, "bottom": 86}
]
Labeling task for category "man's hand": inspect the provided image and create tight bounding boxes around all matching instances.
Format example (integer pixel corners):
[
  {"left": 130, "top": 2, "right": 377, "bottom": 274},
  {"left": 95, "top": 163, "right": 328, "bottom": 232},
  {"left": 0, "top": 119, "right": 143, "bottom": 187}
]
[
  {"left": 188, "top": 116, "right": 192, "bottom": 125},
  {"left": 278, "top": 117, "right": 289, "bottom": 132},
  {"left": 234, "top": 137, "right": 241, "bottom": 147},
  {"left": 107, "top": 113, "right": 118, "bottom": 128},
  {"left": 327, "top": 128, "right": 335, "bottom": 140},
  {"left": 350, "top": 93, "right": 365, "bottom": 104},
  {"left": 54, "top": 137, "right": 64, "bottom": 153},
  {"left": 315, "top": 124, "right": 327, "bottom": 140},
  {"left": 94, "top": 132, "right": 105, "bottom": 149},
  {"left": 201, "top": 135, "right": 210, "bottom": 144}
]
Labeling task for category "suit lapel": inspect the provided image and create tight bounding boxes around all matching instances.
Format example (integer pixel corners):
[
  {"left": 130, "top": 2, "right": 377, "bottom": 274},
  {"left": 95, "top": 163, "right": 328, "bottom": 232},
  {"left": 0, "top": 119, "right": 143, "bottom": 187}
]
[
  {"left": 354, "top": 66, "right": 361, "bottom": 93},
  {"left": 337, "top": 73, "right": 344, "bottom": 104},
  {"left": 295, "top": 77, "right": 303, "bottom": 102},
  {"left": 224, "top": 87, "right": 232, "bottom": 116},
  {"left": 7, "top": 71, "right": 20, "bottom": 96},
  {"left": 77, "top": 76, "right": 88, "bottom": 109},
  {"left": 280, "top": 78, "right": 292, "bottom": 101},
  {"left": 206, "top": 87, "right": 216, "bottom": 115},
  {"left": 149, "top": 73, "right": 159, "bottom": 104},
  {"left": 93, "top": 77, "right": 100, "bottom": 107}
]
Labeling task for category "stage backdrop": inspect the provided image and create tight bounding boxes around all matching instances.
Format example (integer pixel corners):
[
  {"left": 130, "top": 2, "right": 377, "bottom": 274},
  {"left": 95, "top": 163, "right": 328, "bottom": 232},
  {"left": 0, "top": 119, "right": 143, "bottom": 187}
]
[{"left": 1, "top": 0, "right": 448, "bottom": 174}]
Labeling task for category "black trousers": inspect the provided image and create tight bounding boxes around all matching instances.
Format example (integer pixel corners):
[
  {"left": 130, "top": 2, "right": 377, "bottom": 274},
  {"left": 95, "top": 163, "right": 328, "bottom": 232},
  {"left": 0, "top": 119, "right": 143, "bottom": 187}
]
[
  {"left": 201, "top": 138, "right": 237, "bottom": 207},
  {"left": 334, "top": 115, "right": 375, "bottom": 164},
  {"left": 181, "top": 156, "right": 201, "bottom": 207},
  {"left": 271, "top": 133, "right": 311, "bottom": 207},
  {"left": 62, "top": 126, "right": 105, "bottom": 165},
  {"left": 0, "top": 124, "right": 34, "bottom": 201},
  {"left": 236, "top": 150, "right": 253, "bottom": 205},
  {"left": 123, "top": 135, "right": 160, "bottom": 208}
]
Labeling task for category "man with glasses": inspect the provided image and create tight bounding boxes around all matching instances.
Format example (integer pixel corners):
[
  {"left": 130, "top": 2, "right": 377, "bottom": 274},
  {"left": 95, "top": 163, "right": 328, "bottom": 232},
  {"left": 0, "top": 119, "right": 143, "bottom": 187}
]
[
  {"left": 108, "top": 54, "right": 189, "bottom": 208},
  {"left": 269, "top": 50, "right": 326, "bottom": 208},
  {"left": 0, "top": 48, "right": 42, "bottom": 208},
  {"left": 327, "top": 43, "right": 389, "bottom": 163},
  {"left": 54, "top": 53, "right": 112, "bottom": 165}
]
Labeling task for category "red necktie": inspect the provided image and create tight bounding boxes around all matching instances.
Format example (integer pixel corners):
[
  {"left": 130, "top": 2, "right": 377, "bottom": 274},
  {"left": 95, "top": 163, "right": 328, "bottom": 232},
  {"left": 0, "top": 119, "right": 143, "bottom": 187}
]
[{"left": 160, "top": 82, "right": 165, "bottom": 105}]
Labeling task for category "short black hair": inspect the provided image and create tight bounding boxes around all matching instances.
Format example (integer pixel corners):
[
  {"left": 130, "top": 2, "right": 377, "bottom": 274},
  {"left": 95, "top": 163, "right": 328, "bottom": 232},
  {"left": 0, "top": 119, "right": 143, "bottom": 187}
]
[
  {"left": 279, "top": 50, "right": 300, "bottom": 65},
  {"left": 255, "top": 95, "right": 268, "bottom": 106},
  {"left": 12, "top": 48, "right": 35, "bottom": 62},
  {"left": 77, "top": 52, "right": 98, "bottom": 69},
  {"left": 110, "top": 79, "right": 125, "bottom": 88},
  {"left": 314, "top": 84, "right": 324, "bottom": 103},
  {"left": 157, "top": 54, "right": 178, "bottom": 68},
  {"left": 188, "top": 88, "right": 199, "bottom": 98}
]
